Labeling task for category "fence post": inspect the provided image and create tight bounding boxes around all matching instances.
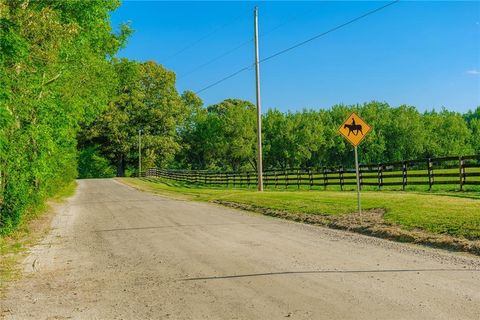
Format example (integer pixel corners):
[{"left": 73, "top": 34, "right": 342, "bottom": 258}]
[
  {"left": 402, "top": 161, "right": 407, "bottom": 191},
  {"left": 359, "top": 165, "right": 363, "bottom": 191},
  {"left": 339, "top": 166, "right": 344, "bottom": 191},
  {"left": 459, "top": 156, "right": 465, "bottom": 191},
  {"left": 377, "top": 164, "right": 383, "bottom": 190},
  {"left": 308, "top": 168, "right": 313, "bottom": 189},
  {"left": 283, "top": 169, "right": 287, "bottom": 189},
  {"left": 323, "top": 167, "right": 328, "bottom": 190},
  {"left": 275, "top": 171, "right": 278, "bottom": 188},
  {"left": 297, "top": 169, "right": 300, "bottom": 189},
  {"left": 427, "top": 158, "right": 433, "bottom": 190}
]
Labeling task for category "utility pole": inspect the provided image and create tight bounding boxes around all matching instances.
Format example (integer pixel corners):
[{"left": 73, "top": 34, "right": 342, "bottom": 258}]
[
  {"left": 138, "top": 129, "right": 142, "bottom": 177},
  {"left": 254, "top": 6, "right": 263, "bottom": 192}
]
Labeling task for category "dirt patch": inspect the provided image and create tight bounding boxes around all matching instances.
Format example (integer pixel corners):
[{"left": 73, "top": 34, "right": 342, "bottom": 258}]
[
  {"left": 0, "top": 202, "right": 60, "bottom": 295},
  {"left": 212, "top": 200, "right": 480, "bottom": 256},
  {"left": 0, "top": 181, "right": 76, "bottom": 296}
]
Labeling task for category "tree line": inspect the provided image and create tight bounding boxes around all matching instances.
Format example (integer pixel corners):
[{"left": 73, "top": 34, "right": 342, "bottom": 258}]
[
  {"left": 175, "top": 100, "right": 480, "bottom": 171},
  {"left": 0, "top": 0, "right": 130, "bottom": 233}
]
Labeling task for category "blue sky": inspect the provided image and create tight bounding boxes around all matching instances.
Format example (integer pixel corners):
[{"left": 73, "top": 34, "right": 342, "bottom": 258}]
[{"left": 110, "top": 1, "right": 480, "bottom": 113}]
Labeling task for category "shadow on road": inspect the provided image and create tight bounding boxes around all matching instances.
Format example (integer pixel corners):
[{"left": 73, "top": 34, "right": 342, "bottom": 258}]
[
  {"left": 95, "top": 222, "right": 281, "bottom": 233},
  {"left": 183, "top": 268, "right": 480, "bottom": 281}
]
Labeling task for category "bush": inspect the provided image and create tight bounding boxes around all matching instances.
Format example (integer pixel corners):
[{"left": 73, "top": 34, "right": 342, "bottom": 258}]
[{"left": 78, "top": 147, "right": 115, "bottom": 179}]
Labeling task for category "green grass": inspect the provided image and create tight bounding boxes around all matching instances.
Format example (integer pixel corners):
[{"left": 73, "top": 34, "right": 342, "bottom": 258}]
[{"left": 122, "top": 177, "right": 480, "bottom": 240}]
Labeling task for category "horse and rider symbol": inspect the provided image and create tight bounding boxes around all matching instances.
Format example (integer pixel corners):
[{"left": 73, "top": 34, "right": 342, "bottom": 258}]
[{"left": 344, "top": 118, "right": 363, "bottom": 136}]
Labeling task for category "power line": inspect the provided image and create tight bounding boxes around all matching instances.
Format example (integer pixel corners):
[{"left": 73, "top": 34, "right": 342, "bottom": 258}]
[
  {"left": 178, "top": 39, "right": 252, "bottom": 80},
  {"left": 260, "top": 0, "right": 399, "bottom": 64},
  {"left": 194, "top": 0, "right": 399, "bottom": 95},
  {"left": 196, "top": 65, "right": 252, "bottom": 94},
  {"left": 179, "top": 8, "right": 316, "bottom": 80},
  {"left": 163, "top": 12, "right": 246, "bottom": 63}
]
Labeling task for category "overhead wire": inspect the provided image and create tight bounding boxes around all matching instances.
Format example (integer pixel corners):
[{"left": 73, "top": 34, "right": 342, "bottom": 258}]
[
  {"left": 259, "top": 0, "right": 400, "bottom": 64},
  {"left": 178, "top": 39, "right": 252, "bottom": 80},
  {"left": 162, "top": 12, "right": 247, "bottom": 63},
  {"left": 195, "top": 0, "right": 400, "bottom": 94},
  {"left": 179, "top": 8, "right": 317, "bottom": 80}
]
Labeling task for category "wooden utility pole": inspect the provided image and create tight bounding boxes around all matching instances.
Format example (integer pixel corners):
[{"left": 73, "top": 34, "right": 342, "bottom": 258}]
[
  {"left": 138, "top": 129, "right": 142, "bottom": 177},
  {"left": 254, "top": 6, "right": 263, "bottom": 191}
]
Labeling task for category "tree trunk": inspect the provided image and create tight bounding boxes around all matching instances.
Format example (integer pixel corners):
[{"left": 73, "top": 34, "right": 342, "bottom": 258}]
[{"left": 116, "top": 154, "right": 125, "bottom": 177}]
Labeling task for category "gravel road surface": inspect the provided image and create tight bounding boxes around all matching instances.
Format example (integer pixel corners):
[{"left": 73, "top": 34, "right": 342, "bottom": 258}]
[{"left": 2, "top": 179, "right": 479, "bottom": 319}]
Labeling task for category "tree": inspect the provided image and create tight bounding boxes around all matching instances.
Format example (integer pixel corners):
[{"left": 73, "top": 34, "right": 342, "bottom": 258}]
[
  {"left": 383, "top": 105, "right": 425, "bottom": 161},
  {"left": 174, "top": 91, "right": 205, "bottom": 169},
  {"left": 78, "top": 146, "right": 115, "bottom": 179},
  {"left": 464, "top": 107, "right": 480, "bottom": 154},
  {"left": 80, "top": 59, "right": 190, "bottom": 176},
  {"left": 205, "top": 99, "right": 257, "bottom": 171},
  {"left": 263, "top": 109, "right": 290, "bottom": 169},
  {"left": 263, "top": 109, "right": 326, "bottom": 169},
  {"left": 0, "top": 0, "right": 128, "bottom": 232},
  {"left": 177, "top": 99, "right": 257, "bottom": 171},
  {"left": 422, "top": 109, "right": 473, "bottom": 157}
]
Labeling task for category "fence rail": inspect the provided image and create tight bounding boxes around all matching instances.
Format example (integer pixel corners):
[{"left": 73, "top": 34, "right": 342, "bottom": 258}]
[{"left": 144, "top": 155, "right": 480, "bottom": 191}]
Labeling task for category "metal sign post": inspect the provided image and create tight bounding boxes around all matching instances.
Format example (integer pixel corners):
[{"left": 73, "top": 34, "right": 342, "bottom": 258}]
[
  {"left": 354, "top": 146, "right": 361, "bottom": 214},
  {"left": 338, "top": 112, "right": 371, "bottom": 214}
]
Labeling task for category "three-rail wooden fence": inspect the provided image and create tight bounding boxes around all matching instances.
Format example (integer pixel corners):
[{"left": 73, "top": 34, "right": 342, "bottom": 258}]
[{"left": 144, "top": 155, "right": 480, "bottom": 191}]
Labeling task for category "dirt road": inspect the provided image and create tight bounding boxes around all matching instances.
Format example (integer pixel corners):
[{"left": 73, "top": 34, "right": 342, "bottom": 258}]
[{"left": 2, "top": 179, "right": 479, "bottom": 319}]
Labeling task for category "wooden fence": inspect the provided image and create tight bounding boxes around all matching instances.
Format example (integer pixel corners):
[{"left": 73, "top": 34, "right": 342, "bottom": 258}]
[{"left": 145, "top": 155, "right": 480, "bottom": 191}]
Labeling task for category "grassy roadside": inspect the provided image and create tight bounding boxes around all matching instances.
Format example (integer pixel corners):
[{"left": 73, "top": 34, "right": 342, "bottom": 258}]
[
  {"left": 121, "top": 177, "right": 480, "bottom": 254},
  {"left": 0, "top": 181, "right": 77, "bottom": 293}
]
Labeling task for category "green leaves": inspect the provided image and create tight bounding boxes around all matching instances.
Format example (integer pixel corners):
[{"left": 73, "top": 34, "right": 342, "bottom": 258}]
[
  {"left": 80, "top": 59, "right": 191, "bottom": 176},
  {"left": 0, "top": 0, "right": 125, "bottom": 233},
  {"left": 177, "top": 99, "right": 257, "bottom": 171}
]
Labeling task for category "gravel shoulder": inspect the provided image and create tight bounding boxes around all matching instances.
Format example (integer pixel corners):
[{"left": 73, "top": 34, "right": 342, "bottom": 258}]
[{"left": 1, "top": 179, "right": 479, "bottom": 319}]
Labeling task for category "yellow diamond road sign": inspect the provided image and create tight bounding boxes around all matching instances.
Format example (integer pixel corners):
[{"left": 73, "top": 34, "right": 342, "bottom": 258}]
[{"left": 338, "top": 112, "right": 371, "bottom": 146}]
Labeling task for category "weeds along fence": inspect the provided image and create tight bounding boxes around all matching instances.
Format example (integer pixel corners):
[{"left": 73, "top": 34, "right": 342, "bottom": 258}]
[{"left": 144, "top": 155, "right": 480, "bottom": 191}]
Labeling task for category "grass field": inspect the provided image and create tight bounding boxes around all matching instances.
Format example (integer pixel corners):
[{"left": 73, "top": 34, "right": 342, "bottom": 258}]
[{"left": 122, "top": 177, "right": 480, "bottom": 241}]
